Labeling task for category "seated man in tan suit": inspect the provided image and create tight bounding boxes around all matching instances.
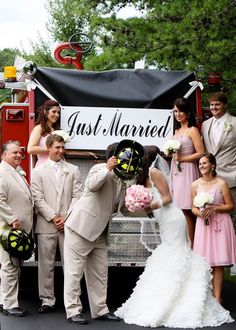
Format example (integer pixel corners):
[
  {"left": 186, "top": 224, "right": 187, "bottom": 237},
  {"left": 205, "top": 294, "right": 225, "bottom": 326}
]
[
  {"left": 31, "top": 134, "right": 82, "bottom": 314},
  {"left": 0, "top": 140, "right": 34, "bottom": 317},
  {"left": 64, "top": 140, "right": 144, "bottom": 324}
]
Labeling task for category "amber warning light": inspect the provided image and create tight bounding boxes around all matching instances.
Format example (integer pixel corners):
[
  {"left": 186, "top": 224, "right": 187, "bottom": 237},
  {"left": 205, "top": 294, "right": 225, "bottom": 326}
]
[{"left": 6, "top": 109, "right": 24, "bottom": 121}]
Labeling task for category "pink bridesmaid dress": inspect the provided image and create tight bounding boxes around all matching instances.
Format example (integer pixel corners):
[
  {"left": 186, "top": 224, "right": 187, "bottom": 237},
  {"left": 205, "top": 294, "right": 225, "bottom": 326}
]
[
  {"left": 34, "top": 135, "right": 49, "bottom": 167},
  {"left": 194, "top": 187, "right": 236, "bottom": 266},
  {"left": 170, "top": 135, "right": 200, "bottom": 209}
]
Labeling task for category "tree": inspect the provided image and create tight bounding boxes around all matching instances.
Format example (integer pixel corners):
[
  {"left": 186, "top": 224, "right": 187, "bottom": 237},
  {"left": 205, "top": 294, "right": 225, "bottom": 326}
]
[
  {"left": 0, "top": 48, "right": 20, "bottom": 71},
  {"left": 0, "top": 48, "right": 22, "bottom": 103},
  {"left": 43, "top": 0, "right": 236, "bottom": 109}
]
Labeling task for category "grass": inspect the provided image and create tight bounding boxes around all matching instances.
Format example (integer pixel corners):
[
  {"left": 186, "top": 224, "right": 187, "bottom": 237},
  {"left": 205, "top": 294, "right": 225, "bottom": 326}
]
[{"left": 224, "top": 268, "right": 236, "bottom": 285}]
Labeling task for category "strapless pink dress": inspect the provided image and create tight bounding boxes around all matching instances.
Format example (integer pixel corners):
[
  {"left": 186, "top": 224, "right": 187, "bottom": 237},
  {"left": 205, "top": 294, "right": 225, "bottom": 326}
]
[
  {"left": 170, "top": 135, "right": 200, "bottom": 209},
  {"left": 34, "top": 135, "right": 49, "bottom": 167},
  {"left": 194, "top": 187, "right": 236, "bottom": 266}
]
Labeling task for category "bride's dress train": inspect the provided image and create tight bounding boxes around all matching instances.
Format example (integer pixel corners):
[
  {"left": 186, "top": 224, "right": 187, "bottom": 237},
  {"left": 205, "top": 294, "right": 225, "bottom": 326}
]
[{"left": 115, "top": 187, "right": 234, "bottom": 328}]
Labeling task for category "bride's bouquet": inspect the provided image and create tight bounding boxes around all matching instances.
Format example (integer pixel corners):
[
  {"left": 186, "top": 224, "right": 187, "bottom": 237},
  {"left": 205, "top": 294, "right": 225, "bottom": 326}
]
[
  {"left": 52, "top": 130, "right": 71, "bottom": 143},
  {"left": 163, "top": 139, "right": 181, "bottom": 172},
  {"left": 125, "top": 185, "right": 153, "bottom": 213},
  {"left": 193, "top": 192, "right": 214, "bottom": 225}
]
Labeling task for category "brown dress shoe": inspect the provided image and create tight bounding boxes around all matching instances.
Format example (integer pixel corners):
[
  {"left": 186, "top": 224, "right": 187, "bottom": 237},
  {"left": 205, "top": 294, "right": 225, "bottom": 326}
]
[
  {"left": 68, "top": 314, "right": 88, "bottom": 324},
  {"left": 38, "top": 305, "right": 55, "bottom": 314}
]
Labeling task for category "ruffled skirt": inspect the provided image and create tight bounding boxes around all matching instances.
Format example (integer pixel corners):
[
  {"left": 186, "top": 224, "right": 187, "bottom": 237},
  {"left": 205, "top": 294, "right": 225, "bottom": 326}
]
[{"left": 115, "top": 243, "right": 234, "bottom": 328}]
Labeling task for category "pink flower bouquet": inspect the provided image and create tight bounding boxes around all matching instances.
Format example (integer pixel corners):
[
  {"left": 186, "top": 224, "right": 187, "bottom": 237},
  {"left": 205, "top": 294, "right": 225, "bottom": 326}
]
[{"left": 125, "top": 184, "right": 153, "bottom": 213}]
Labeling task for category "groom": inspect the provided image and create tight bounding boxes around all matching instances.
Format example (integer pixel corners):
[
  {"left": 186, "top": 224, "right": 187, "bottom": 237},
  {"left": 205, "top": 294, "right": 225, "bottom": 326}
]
[{"left": 63, "top": 140, "right": 144, "bottom": 324}]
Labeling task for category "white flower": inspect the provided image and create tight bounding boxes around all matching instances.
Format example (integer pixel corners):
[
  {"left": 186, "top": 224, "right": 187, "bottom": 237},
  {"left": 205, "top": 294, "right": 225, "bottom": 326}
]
[
  {"left": 16, "top": 166, "right": 26, "bottom": 177},
  {"left": 163, "top": 139, "right": 181, "bottom": 156},
  {"left": 52, "top": 130, "right": 71, "bottom": 143},
  {"left": 193, "top": 193, "right": 214, "bottom": 208},
  {"left": 224, "top": 121, "right": 232, "bottom": 133},
  {"left": 61, "top": 164, "right": 69, "bottom": 174}
]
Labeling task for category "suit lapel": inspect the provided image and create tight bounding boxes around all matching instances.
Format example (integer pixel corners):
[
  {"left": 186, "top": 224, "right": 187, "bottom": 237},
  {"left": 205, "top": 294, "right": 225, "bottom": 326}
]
[
  {"left": 215, "top": 113, "right": 231, "bottom": 153},
  {"left": 58, "top": 165, "right": 68, "bottom": 196},
  {"left": 207, "top": 118, "right": 215, "bottom": 153},
  {"left": 19, "top": 175, "right": 33, "bottom": 202},
  {"left": 1, "top": 163, "right": 33, "bottom": 202},
  {"left": 117, "top": 179, "right": 127, "bottom": 212}
]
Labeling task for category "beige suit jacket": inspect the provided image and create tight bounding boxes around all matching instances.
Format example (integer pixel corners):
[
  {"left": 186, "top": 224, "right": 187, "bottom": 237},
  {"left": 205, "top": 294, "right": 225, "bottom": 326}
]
[
  {"left": 202, "top": 113, "right": 236, "bottom": 188},
  {"left": 0, "top": 161, "right": 34, "bottom": 234},
  {"left": 65, "top": 163, "right": 125, "bottom": 242},
  {"left": 31, "top": 160, "right": 83, "bottom": 234}
]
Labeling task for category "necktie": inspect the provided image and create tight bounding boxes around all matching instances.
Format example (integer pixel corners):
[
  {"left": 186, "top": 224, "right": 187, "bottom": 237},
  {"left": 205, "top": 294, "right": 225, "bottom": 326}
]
[
  {"left": 212, "top": 120, "right": 221, "bottom": 146},
  {"left": 53, "top": 163, "right": 60, "bottom": 171}
]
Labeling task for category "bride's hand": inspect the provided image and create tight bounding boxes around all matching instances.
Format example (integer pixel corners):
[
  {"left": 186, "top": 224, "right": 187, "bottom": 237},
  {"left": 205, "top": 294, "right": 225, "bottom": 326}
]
[{"left": 146, "top": 200, "right": 159, "bottom": 212}]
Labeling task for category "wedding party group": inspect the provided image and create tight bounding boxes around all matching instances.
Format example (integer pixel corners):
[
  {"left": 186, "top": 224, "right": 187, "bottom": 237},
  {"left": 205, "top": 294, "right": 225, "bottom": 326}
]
[{"left": 0, "top": 91, "right": 235, "bottom": 328}]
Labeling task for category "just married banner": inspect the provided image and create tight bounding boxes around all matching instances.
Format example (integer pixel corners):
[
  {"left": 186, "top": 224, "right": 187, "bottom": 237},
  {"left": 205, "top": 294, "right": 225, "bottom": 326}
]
[{"left": 61, "top": 106, "right": 173, "bottom": 151}]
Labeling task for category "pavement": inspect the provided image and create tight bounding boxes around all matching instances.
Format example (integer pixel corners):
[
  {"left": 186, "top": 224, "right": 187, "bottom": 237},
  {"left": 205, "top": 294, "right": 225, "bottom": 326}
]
[{"left": 0, "top": 267, "right": 236, "bottom": 330}]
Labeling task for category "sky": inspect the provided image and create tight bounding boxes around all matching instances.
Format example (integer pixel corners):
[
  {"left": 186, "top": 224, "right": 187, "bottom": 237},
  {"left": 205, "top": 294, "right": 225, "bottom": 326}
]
[
  {"left": 0, "top": 0, "right": 48, "bottom": 51},
  {"left": 0, "top": 1, "right": 142, "bottom": 53}
]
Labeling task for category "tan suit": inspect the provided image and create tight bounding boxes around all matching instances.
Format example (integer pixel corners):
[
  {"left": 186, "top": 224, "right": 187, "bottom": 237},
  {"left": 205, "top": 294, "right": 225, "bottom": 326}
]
[
  {"left": 64, "top": 163, "right": 126, "bottom": 319},
  {"left": 31, "top": 160, "right": 82, "bottom": 307},
  {"left": 0, "top": 161, "right": 33, "bottom": 309},
  {"left": 202, "top": 113, "right": 236, "bottom": 214}
]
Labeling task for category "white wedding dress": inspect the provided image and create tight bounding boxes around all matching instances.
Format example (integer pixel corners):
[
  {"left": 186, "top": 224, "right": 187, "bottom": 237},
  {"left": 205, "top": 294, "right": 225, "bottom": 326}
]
[{"left": 115, "top": 185, "right": 234, "bottom": 328}]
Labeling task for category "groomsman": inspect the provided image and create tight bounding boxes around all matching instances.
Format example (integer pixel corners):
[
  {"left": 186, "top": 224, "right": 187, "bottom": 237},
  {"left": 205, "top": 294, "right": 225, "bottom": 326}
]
[
  {"left": 31, "top": 134, "right": 82, "bottom": 313},
  {"left": 0, "top": 140, "right": 34, "bottom": 316},
  {"left": 201, "top": 92, "right": 236, "bottom": 219}
]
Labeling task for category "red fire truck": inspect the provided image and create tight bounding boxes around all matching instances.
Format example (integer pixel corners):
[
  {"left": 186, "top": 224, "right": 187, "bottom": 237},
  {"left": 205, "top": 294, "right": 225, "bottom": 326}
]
[{"left": 0, "top": 46, "right": 203, "bottom": 266}]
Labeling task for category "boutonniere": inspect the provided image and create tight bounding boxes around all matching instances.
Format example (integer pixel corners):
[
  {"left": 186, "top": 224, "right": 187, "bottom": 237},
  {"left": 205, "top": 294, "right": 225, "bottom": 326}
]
[
  {"left": 16, "top": 166, "right": 26, "bottom": 177},
  {"left": 224, "top": 121, "right": 232, "bottom": 132},
  {"left": 61, "top": 164, "right": 69, "bottom": 174}
]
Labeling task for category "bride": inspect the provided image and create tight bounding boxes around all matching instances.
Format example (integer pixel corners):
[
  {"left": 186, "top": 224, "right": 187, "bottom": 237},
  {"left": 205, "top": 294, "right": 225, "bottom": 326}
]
[{"left": 115, "top": 146, "right": 234, "bottom": 328}]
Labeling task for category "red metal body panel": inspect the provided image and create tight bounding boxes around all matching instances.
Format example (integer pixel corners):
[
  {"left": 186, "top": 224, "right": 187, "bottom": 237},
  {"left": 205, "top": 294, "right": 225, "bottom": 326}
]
[{"left": 0, "top": 103, "right": 34, "bottom": 182}]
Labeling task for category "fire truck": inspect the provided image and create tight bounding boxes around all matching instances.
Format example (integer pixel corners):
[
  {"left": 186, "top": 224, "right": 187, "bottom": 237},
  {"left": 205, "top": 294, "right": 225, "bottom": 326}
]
[{"left": 0, "top": 41, "right": 204, "bottom": 267}]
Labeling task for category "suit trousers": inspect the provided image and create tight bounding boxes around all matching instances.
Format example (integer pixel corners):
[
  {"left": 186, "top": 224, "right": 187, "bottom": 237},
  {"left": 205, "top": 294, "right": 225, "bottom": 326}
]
[
  {"left": 37, "top": 232, "right": 64, "bottom": 306},
  {"left": 0, "top": 247, "right": 21, "bottom": 309},
  {"left": 64, "top": 226, "right": 109, "bottom": 319}
]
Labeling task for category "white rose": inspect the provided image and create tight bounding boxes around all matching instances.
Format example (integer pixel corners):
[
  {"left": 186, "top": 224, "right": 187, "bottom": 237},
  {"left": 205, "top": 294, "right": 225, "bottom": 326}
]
[{"left": 52, "top": 130, "right": 71, "bottom": 143}]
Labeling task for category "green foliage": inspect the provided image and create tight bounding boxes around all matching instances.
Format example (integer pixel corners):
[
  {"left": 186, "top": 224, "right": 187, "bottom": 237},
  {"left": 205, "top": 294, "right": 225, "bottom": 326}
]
[
  {"left": 43, "top": 0, "right": 236, "bottom": 108},
  {"left": 1, "top": 0, "right": 236, "bottom": 109},
  {"left": 0, "top": 48, "right": 21, "bottom": 105},
  {"left": 0, "top": 48, "right": 20, "bottom": 71}
]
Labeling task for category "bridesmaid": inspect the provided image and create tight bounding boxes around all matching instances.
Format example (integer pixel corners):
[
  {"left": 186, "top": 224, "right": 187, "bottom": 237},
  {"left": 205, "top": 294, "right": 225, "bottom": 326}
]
[
  {"left": 192, "top": 152, "right": 236, "bottom": 303},
  {"left": 170, "top": 97, "right": 204, "bottom": 248},
  {"left": 27, "top": 99, "right": 97, "bottom": 167},
  {"left": 27, "top": 100, "right": 60, "bottom": 167}
]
